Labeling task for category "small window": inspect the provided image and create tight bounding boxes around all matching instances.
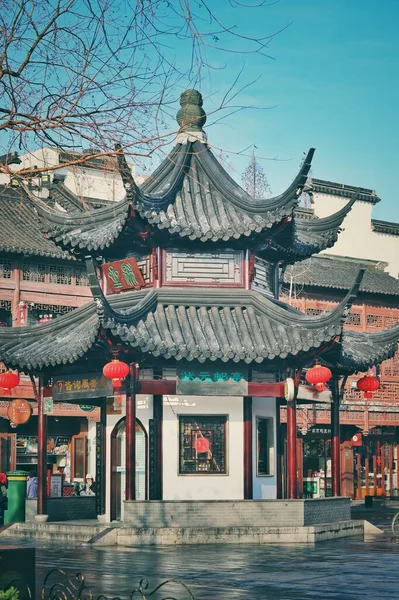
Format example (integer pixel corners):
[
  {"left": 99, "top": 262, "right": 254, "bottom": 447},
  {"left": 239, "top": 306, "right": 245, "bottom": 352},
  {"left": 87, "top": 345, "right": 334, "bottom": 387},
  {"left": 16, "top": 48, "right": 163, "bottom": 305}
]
[
  {"left": 179, "top": 415, "right": 227, "bottom": 474},
  {"left": 257, "top": 417, "right": 274, "bottom": 476}
]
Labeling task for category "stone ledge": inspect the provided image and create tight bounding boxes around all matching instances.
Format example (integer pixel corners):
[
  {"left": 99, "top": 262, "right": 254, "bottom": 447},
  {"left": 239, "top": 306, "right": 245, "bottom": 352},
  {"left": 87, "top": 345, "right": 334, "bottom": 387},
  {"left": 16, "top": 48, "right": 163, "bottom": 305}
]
[{"left": 116, "top": 520, "right": 363, "bottom": 546}]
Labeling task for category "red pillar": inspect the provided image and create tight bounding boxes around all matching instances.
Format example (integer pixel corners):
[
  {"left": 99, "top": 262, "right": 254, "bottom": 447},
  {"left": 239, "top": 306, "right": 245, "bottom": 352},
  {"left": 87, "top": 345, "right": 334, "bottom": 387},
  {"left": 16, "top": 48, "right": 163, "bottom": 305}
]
[
  {"left": 397, "top": 445, "right": 399, "bottom": 489},
  {"left": 373, "top": 453, "right": 377, "bottom": 495},
  {"left": 276, "top": 399, "right": 283, "bottom": 499},
  {"left": 365, "top": 455, "right": 370, "bottom": 496},
  {"left": 125, "top": 364, "right": 137, "bottom": 501},
  {"left": 331, "top": 376, "right": 341, "bottom": 497},
  {"left": 37, "top": 378, "right": 47, "bottom": 516},
  {"left": 243, "top": 397, "right": 253, "bottom": 499},
  {"left": 287, "top": 398, "right": 297, "bottom": 499},
  {"left": 389, "top": 443, "right": 393, "bottom": 495}
]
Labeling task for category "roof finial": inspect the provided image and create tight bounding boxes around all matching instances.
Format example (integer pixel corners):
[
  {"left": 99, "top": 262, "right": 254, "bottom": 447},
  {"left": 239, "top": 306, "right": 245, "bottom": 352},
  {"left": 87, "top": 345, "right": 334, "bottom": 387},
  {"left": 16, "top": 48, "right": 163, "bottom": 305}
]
[{"left": 176, "top": 89, "right": 206, "bottom": 133}]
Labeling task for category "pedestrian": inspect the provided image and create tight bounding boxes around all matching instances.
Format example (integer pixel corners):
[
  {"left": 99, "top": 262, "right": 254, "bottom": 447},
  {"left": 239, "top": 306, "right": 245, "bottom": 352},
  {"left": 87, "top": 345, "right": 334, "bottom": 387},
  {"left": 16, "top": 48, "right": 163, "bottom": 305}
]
[
  {"left": 81, "top": 474, "right": 96, "bottom": 496},
  {"left": 0, "top": 473, "right": 7, "bottom": 525},
  {"left": 27, "top": 473, "right": 38, "bottom": 498}
]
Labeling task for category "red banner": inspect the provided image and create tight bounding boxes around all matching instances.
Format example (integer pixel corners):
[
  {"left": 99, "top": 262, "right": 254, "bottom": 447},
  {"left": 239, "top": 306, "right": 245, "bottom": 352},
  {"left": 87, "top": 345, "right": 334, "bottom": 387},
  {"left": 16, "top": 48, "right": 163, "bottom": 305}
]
[{"left": 102, "top": 258, "right": 145, "bottom": 294}]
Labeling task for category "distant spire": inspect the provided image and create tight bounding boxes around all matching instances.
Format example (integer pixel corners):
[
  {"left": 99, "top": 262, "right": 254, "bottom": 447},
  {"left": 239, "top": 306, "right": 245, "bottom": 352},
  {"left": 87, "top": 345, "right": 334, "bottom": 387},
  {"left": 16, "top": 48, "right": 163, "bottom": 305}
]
[{"left": 176, "top": 89, "right": 206, "bottom": 133}]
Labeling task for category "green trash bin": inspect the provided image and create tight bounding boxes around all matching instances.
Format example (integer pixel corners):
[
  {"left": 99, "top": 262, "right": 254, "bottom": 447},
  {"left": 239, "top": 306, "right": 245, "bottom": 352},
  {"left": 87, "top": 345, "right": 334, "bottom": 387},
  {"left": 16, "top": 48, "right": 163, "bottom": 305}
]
[{"left": 4, "top": 470, "right": 29, "bottom": 524}]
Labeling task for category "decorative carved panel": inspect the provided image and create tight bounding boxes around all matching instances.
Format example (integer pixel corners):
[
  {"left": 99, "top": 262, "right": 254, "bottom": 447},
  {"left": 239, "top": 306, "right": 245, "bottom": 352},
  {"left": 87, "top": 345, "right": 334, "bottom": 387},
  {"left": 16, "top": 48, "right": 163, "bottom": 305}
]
[{"left": 164, "top": 251, "right": 243, "bottom": 286}]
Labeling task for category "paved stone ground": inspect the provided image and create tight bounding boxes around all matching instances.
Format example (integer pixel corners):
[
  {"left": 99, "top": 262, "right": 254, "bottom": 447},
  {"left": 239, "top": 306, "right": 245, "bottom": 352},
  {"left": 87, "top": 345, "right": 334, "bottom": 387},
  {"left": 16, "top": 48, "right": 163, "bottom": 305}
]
[{"left": 6, "top": 535, "right": 399, "bottom": 599}]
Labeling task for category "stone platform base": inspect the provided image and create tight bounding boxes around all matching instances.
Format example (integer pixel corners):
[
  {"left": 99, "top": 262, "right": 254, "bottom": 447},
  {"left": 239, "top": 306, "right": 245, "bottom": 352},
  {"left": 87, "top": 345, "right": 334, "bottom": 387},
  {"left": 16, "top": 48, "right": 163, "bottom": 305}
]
[{"left": 1, "top": 520, "right": 364, "bottom": 546}]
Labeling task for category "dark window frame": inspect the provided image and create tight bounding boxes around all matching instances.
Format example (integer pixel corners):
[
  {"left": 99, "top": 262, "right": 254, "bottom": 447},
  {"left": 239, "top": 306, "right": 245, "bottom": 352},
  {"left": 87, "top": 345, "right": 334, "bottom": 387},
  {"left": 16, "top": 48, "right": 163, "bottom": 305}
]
[{"left": 178, "top": 414, "right": 228, "bottom": 475}]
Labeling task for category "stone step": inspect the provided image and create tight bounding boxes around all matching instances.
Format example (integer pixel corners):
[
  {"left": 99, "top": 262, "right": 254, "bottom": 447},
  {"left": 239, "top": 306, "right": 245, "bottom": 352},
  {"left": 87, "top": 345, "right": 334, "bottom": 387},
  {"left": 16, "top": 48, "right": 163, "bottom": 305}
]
[{"left": 0, "top": 522, "right": 105, "bottom": 543}]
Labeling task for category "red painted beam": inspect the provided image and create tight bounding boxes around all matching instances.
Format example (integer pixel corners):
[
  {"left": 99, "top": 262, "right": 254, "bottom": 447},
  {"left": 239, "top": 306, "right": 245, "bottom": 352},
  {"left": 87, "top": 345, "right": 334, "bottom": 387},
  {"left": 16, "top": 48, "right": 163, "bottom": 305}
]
[{"left": 136, "top": 380, "right": 285, "bottom": 397}]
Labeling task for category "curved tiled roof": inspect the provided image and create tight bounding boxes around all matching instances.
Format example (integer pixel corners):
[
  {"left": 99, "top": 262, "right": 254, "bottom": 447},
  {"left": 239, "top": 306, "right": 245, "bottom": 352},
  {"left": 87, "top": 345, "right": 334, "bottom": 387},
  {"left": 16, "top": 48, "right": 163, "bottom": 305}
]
[
  {"left": 284, "top": 255, "right": 399, "bottom": 296},
  {"left": 28, "top": 143, "right": 315, "bottom": 252},
  {"left": 0, "top": 265, "right": 363, "bottom": 370},
  {"left": 0, "top": 186, "right": 72, "bottom": 259}
]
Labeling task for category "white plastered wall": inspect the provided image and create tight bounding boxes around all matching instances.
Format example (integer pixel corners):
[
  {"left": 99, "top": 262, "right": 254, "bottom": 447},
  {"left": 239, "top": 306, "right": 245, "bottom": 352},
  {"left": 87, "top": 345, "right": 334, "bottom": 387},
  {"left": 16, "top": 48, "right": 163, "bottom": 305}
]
[
  {"left": 252, "top": 397, "right": 277, "bottom": 499},
  {"left": 162, "top": 395, "right": 244, "bottom": 500},
  {"left": 312, "top": 193, "right": 399, "bottom": 277}
]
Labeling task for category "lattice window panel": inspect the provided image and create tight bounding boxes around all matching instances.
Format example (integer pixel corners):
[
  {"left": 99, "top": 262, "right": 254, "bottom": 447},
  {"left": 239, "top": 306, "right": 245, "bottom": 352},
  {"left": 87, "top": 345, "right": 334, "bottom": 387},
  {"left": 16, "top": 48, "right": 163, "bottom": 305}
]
[
  {"left": 75, "top": 267, "right": 89, "bottom": 287},
  {"left": 253, "top": 258, "right": 274, "bottom": 296},
  {"left": 22, "top": 262, "right": 46, "bottom": 282},
  {"left": 49, "top": 264, "right": 73, "bottom": 285},
  {"left": 136, "top": 255, "right": 152, "bottom": 283},
  {"left": 384, "top": 315, "right": 398, "bottom": 328},
  {"left": 366, "top": 314, "right": 383, "bottom": 328},
  {"left": 28, "top": 303, "right": 75, "bottom": 315},
  {"left": 0, "top": 301, "right": 11, "bottom": 310},
  {"left": 179, "top": 415, "right": 227, "bottom": 474},
  {"left": 165, "top": 251, "right": 242, "bottom": 285},
  {"left": 0, "top": 260, "right": 11, "bottom": 279},
  {"left": 305, "top": 307, "right": 323, "bottom": 317},
  {"left": 381, "top": 352, "right": 399, "bottom": 378},
  {"left": 346, "top": 312, "right": 362, "bottom": 327}
]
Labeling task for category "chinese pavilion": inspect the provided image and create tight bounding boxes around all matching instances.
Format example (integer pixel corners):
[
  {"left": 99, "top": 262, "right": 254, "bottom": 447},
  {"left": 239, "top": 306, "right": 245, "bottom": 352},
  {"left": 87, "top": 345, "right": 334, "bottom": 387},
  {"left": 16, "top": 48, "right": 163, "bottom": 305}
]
[{"left": 1, "top": 89, "right": 398, "bottom": 523}]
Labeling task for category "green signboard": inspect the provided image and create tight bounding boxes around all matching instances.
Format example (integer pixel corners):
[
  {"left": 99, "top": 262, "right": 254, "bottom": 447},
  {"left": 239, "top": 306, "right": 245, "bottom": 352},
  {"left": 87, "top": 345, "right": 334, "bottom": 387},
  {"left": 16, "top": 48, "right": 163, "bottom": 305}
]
[{"left": 176, "top": 366, "right": 248, "bottom": 396}]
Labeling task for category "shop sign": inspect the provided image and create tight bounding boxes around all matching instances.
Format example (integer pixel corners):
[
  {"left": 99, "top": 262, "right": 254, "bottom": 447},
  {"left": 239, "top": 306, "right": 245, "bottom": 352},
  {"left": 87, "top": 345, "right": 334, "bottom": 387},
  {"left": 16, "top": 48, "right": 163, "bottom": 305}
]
[
  {"left": 102, "top": 257, "right": 145, "bottom": 294},
  {"left": 79, "top": 405, "right": 96, "bottom": 412},
  {"left": 43, "top": 398, "right": 53, "bottom": 414},
  {"left": 53, "top": 373, "right": 113, "bottom": 401},
  {"left": 305, "top": 426, "right": 332, "bottom": 439},
  {"left": 176, "top": 366, "right": 248, "bottom": 396},
  {"left": 7, "top": 399, "right": 32, "bottom": 425}
]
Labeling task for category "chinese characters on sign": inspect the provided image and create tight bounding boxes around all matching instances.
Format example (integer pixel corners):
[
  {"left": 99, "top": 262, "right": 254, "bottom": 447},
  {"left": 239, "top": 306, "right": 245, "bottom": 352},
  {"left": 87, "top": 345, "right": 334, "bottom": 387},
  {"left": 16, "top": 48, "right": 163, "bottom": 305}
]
[
  {"left": 52, "top": 373, "right": 113, "bottom": 401},
  {"left": 177, "top": 367, "right": 248, "bottom": 396},
  {"left": 102, "top": 258, "right": 145, "bottom": 294},
  {"left": 7, "top": 399, "right": 32, "bottom": 425}
]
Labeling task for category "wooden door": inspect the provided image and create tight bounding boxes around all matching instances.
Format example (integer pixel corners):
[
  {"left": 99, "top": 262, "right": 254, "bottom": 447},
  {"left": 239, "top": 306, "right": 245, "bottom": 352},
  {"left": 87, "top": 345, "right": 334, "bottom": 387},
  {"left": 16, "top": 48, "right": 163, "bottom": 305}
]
[
  {"left": 71, "top": 434, "right": 87, "bottom": 481},
  {"left": 0, "top": 433, "right": 16, "bottom": 473}
]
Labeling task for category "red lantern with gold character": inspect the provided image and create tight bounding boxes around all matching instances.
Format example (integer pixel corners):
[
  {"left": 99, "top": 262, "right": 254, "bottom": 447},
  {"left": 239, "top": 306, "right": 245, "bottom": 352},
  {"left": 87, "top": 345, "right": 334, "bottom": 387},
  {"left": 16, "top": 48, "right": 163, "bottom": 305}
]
[
  {"left": 103, "top": 359, "right": 130, "bottom": 389},
  {"left": 305, "top": 364, "right": 332, "bottom": 388},
  {"left": 0, "top": 371, "right": 20, "bottom": 395},
  {"left": 356, "top": 375, "right": 379, "bottom": 399}
]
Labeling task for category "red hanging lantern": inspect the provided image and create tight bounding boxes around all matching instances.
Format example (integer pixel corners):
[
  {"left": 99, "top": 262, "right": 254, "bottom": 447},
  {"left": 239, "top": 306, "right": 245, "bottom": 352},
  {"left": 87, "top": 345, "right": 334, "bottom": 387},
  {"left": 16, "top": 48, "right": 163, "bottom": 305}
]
[
  {"left": 0, "top": 371, "right": 20, "bottom": 395},
  {"left": 305, "top": 364, "right": 332, "bottom": 388},
  {"left": 103, "top": 359, "right": 130, "bottom": 389},
  {"left": 356, "top": 375, "right": 380, "bottom": 399}
]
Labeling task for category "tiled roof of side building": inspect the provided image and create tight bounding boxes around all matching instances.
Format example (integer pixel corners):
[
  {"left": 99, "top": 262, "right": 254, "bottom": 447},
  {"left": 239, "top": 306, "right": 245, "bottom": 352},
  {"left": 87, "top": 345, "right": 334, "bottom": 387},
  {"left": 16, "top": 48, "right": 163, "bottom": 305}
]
[
  {"left": 284, "top": 255, "right": 399, "bottom": 296},
  {"left": 371, "top": 219, "right": 399, "bottom": 236},
  {"left": 309, "top": 178, "right": 380, "bottom": 204},
  {"left": 0, "top": 185, "right": 73, "bottom": 260}
]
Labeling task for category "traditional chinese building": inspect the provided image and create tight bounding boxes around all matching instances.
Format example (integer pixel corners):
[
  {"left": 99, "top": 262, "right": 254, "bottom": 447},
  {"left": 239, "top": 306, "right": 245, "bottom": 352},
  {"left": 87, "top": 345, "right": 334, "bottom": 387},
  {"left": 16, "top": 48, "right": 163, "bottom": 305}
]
[
  {"left": 283, "top": 253, "right": 399, "bottom": 499},
  {"left": 0, "top": 90, "right": 398, "bottom": 528}
]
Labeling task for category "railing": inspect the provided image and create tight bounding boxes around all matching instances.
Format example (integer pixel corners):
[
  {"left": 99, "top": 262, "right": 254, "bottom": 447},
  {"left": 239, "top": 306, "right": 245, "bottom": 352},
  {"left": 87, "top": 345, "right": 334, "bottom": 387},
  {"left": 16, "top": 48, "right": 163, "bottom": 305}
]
[{"left": 0, "top": 569, "right": 195, "bottom": 600}]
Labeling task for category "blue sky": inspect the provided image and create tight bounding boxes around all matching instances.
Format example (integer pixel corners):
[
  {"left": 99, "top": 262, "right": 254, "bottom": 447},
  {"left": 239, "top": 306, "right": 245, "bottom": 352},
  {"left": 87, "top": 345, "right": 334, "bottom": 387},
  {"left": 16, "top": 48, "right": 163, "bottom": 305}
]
[{"left": 163, "top": 0, "right": 398, "bottom": 221}]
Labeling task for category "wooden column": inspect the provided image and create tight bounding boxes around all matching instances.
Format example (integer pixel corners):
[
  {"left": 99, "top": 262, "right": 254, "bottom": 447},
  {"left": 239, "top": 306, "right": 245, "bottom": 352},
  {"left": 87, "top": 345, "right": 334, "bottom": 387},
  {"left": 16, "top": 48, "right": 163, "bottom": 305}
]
[
  {"left": 380, "top": 442, "right": 385, "bottom": 496},
  {"left": 287, "top": 398, "right": 297, "bottom": 499},
  {"left": 397, "top": 445, "right": 399, "bottom": 489},
  {"left": 373, "top": 453, "right": 377, "bottom": 495},
  {"left": 152, "top": 394, "right": 163, "bottom": 500},
  {"left": 331, "top": 375, "right": 341, "bottom": 497},
  {"left": 365, "top": 454, "right": 370, "bottom": 496},
  {"left": 95, "top": 398, "right": 106, "bottom": 516},
  {"left": 125, "top": 364, "right": 137, "bottom": 501},
  {"left": 389, "top": 443, "right": 394, "bottom": 495},
  {"left": 37, "top": 377, "right": 47, "bottom": 516},
  {"left": 243, "top": 397, "right": 253, "bottom": 499},
  {"left": 276, "top": 399, "right": 283, "bottom": 499},
  {"left": 356, "top": 451, "right": 362, "bottom": 499}
]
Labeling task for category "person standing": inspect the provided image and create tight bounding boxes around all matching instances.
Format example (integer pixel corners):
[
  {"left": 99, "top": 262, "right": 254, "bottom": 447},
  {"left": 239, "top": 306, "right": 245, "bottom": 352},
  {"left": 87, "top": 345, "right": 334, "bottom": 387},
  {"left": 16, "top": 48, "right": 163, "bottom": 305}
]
[{"left": 0, "top": 473, "right": 7, "bottom": 525}]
